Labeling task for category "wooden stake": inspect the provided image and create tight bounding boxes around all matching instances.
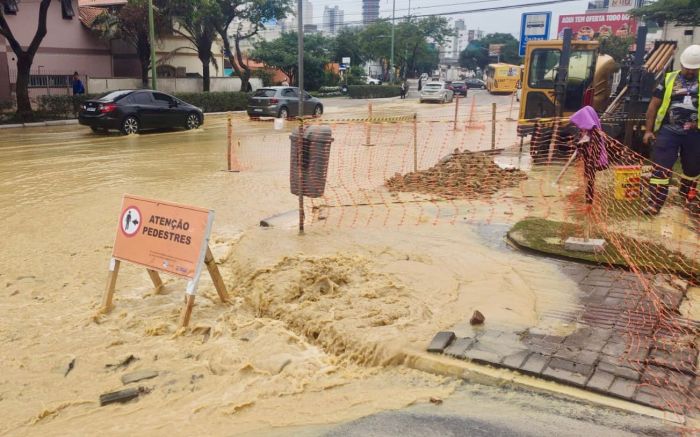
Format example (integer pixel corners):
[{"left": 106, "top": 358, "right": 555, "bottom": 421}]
[
  {"left": 453, "top": 95, "right": 460, "bottom": 131},
  {"left": 101, "top": 258, "right": 121, "bottom": 312},
  {"left": 491, "top": 103, "right": 497, "bottom": 150},
  {"left": 205, "top": 246, "right": 229, "bottom": 303},
  {"left": 147, "top": 269, "right": 164, "bottom": 294},
  {"left": 365, "top": 102, "right": 373, "bottom": 146},
  {"left": 413, "top": 113, "right": 418, "bottom": 173},
  {"left": 178, "top": 294, "right": 195, "bottom": 328},
  {"left": 227, "top": 113, "right": 232, "bottom": 171}
]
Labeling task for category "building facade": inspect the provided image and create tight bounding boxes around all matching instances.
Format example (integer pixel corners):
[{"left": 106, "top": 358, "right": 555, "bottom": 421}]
[
  {"left": 362, "top": 0, "right": 379, "bottom": 25},
  {"left": 0, "top": 0, "right": 112, "bottom": 101},
  {"left": 323, "top": 6, "right": 344, "bottom": 35}
]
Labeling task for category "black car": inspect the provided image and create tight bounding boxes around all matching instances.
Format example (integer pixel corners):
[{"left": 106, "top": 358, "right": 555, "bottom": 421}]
[
  {"left": 78, "top": 90, "right": 204, "bottom": 135},
  {"left": 464, "top": 78, "right": 486, "bottom": 89},
  {"left": 448, "top": 81, "right": 468, "bottom": 96}
]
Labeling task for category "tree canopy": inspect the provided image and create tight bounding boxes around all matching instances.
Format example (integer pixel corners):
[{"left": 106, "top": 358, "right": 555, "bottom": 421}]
[
  {"left": 459, "top": 33, "right": 521, "bottom": 71},
  {"left": 630, "top": 0, "right": 700, "bottom": 27}
]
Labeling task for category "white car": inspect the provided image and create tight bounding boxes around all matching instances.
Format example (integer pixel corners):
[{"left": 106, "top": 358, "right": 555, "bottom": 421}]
[
  {"left": 366, "top": 77, "right": 382, "bottom": 85},
  {"left": 419, "top": 82, "right": 454, "bottom": 103}
]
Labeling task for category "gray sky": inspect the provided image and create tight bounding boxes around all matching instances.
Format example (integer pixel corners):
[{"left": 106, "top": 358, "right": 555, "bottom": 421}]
[{"left": 302, "top": 0, "right": 591, "bottom": 37}]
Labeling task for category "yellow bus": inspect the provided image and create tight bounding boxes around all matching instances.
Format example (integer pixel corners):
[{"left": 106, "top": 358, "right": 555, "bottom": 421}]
[{"left": 485, "top": 63, "right": 521, "bottom": 94}]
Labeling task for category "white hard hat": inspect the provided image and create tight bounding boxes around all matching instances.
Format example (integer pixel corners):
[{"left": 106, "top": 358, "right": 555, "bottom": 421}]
[{"left": 680, "top": 44, "right": 700, "bottom": 69}]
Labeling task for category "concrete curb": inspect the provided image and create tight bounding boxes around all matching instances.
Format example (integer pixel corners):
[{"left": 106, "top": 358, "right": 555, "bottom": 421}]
[{"left": 402, "top": 347, "right": 687, "bottom": 425}]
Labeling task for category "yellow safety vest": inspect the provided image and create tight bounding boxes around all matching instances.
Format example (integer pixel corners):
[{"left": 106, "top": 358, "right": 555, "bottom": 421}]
[{"left": 654, "top": 70, "right": 700, "bottom": 132}]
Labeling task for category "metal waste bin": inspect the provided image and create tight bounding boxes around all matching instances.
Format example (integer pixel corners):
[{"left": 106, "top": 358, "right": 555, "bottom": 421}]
[{"left": 290, "top": 125, "right": 333, "bottom": 198}]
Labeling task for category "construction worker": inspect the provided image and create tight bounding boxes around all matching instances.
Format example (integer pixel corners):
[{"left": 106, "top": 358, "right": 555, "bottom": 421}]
[{"left": 643, "top": 44, "right": 700, "bottom": 215}]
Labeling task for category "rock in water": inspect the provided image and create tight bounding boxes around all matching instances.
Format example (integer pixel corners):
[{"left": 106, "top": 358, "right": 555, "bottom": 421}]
[{"left": 470, "top": 310, "right": 485, "bottom": 325}]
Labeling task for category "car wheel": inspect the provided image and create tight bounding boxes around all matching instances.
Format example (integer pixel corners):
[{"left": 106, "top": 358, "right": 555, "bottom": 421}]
[
  {"left": 442, "top": 96, "right": 447, "bottom": 104},
  {"left": 278, "top": 107, "right": 289, "bottom": 119},
  {"left": 313, "top": 105, "right": 323, "bottom": 117},
  {"left": 121, "top": 116, "right": 139, "bottom": 135},
  {"left": 185, "top": 113, "right": 200, "bottom": 130}
]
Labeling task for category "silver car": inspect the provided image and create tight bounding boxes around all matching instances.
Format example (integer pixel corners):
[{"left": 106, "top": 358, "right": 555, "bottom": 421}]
[
  {"left": 247, "top": 86, "right": 324, "bottom": 119},
  {"left": 419, "top": 82, "right": 454, "bottom": 103}
]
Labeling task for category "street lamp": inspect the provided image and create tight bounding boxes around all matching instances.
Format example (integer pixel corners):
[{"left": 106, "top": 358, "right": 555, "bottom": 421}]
[{"left": 390, "top": 0, "right": 395, "bottom": 83}]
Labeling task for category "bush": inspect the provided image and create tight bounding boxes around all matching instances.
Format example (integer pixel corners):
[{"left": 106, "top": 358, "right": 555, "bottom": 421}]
[
  {"left": 251, "top": 69, "right": 275, "bottom": 87},
  {"left": 36, "top": 94, "right": 100, "bottom": 119},
  {"left": 347, "top": 85, "right": 402, "bottom": 99},
  {"left": 171, "top": 92, "right": 249, "bottom": 113}
]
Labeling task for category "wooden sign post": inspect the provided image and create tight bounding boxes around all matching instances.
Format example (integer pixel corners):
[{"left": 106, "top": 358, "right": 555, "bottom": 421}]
[{"left": 101, "top": 195, "right": 229, "bottom": 328}]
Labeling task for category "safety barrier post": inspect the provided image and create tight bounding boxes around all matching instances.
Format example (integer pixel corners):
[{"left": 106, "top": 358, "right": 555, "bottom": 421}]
[
  {"left": 227, "top": 113, "right": 232, "bottom": 171},
  {"left": 507, "top": 91, "right": 516, "bottom": 121},
  {"left": 453, "top": 95, "right": 460, "bottom": 131},
  {"left": 413, "top": 113, "right": 418, "bottom": 172},
  {"left": 491, "top": 103, "right": 497, "bottom": 150},
  {"left": 365, "top": 102, "right": 373, "bottom": 146},
  {"left": 467, "top": 95, "right": 476, "bottom": 129}
]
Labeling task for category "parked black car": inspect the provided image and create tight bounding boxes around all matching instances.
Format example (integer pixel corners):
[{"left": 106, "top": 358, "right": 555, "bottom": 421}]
[
  {"left": 247, "top": 87, "right": 323, "bottom": 119},
  {"left": 464, "top": 78, "right": 486, "bottom": 89},
  {"left": 448, "top": 81, "right": 468, "bottom": 96},
  {"left": 78, "top": 90, "right": 204, "bottom": 135}
]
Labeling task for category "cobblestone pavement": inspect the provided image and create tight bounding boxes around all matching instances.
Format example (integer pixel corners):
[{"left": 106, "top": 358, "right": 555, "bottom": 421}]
[{"left": 428, "top": 263, "right": 700, "bottom": 418}]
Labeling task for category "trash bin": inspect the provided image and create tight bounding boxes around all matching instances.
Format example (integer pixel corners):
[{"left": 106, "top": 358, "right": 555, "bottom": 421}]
[{"left": 290, "top": 125, "right": 333, "bottom": 198}]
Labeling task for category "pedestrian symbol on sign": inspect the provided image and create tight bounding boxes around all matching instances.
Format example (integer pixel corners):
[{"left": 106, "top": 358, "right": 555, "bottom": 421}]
[{"left": 120, "top": 206, "right": 141, "bottom": 237}]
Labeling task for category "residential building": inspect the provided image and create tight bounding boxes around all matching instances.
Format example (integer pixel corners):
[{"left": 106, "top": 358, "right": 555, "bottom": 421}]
[
  {"left": 323, "top": 6, "right": 344, "bottom": 35},
  {"left": 586, "top": 0, "right": 646, "bottom": 12},
  {"left": 0, "top": 0, "right": 112, "bottom": 101},
  {"left": 661, "top": 24, "right": 700, "bottom": 70},
  {"left": 363, "top": 0, "right": 380, "bottom": 25},
  {"left": 440, "top": 20, "right": 472, "bottom": 65}
]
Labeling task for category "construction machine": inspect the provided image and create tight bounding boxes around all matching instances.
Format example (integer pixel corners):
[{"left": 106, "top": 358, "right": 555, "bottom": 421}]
[{"left": 517, "top": 27, "right": 678, "bottom": 158}]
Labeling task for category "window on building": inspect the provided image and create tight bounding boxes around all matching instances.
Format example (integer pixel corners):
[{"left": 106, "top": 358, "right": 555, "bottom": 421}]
[
  {"left": 61, "top": 0, "right": 75, "bottom": 19},
  {"left": 3, "top": 0, "right": 18, "bottom": 15}
]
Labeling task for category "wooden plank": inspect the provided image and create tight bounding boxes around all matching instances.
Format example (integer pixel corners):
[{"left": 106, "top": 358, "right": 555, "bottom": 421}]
[
  {"left": 178, "top": 294, "right": 195, "bottom": 328},
  {"left": 205, "top": 246, "right": 229, "bottom": 303},
  {"left": 147, "top": 269, "right": 164, "bottom": 294},
  {"left": 101, "top": 258, "right": 121, "bottom": 312},
  {"left": 99, "top": 387, "right": 140, "bottom": 406}
]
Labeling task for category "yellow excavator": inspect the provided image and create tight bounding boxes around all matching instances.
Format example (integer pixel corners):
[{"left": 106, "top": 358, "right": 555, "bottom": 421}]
[{"left": 517, "top": 27, "right": 677, "bottom": 157}]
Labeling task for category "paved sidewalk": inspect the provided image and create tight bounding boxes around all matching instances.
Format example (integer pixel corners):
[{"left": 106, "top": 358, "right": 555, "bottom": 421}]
[{"left": 428, "top": 264, "right": 700, "bottom": 417}]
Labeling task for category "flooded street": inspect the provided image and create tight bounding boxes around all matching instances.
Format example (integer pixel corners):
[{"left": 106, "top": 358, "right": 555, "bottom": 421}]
[{"left": 0, "top": 96, "right": 675, "bottom": 435}]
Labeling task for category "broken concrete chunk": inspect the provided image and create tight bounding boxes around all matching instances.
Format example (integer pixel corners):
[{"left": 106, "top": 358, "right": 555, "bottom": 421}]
[
  {"left": 106, "top": 355, "right": 138, "bottom": 370},
  {"left": 564, "top": 237, "right": 606, "bottom": 253},
  {"left": 121, "top": 370, "right": 159, "bottom": 385},
  {"left": 427, "top": 331, "right": 456, "bottom": 353},
  {"left": 99, "top": 387, "right": 141, "bottom": 406},
  {"left": 470, "top": 310, "right": 485, "bottom": 325}
]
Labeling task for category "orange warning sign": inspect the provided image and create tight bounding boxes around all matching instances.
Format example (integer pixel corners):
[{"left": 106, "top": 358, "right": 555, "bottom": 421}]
[{"left": 113, "top": 195, "right": 213, "bottom": 280}]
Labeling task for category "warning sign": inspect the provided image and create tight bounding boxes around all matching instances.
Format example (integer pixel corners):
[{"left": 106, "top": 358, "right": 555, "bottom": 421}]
[{"left": 112, "top": 195, "right": 213, "bottom": 280}]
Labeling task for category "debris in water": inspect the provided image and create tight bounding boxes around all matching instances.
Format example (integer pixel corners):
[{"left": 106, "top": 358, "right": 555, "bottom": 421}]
[
  {"left": 427, "top": 331, "right": 456, "bottom": 353},
  {"left": 121, "top": 370, "right": 159, "bottom": 385},
  {"left": 430, "top": 397, "right": 443, "bottom": 405},
  {"left": 470, "top": 310, "right": 485, "bottom": 325},
  {"left": 99, "top": 387, "right": 148, "bottom": 406},
  {"left": 105, "top": 355, "right": 138, "bottom": 370},
  {"left": 63, "top": 358, "right": 75, "bottom": 377},
  {"left": 385, "top": 151, "right": 527, "bottom": 199}
]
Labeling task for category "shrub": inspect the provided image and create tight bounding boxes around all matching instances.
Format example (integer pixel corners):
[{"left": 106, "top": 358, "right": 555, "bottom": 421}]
[
  {"left": 36, "top": 94, "right": 100, "bottom": 119},
  {"left": 171, "top": 92, "right": 249, "bottom": 112},
  {"left": 251, "top": 69, "right": 275, "bottom": 87},
  {"left": 347, "top": 85, "right": 401, "bottom": 99}
]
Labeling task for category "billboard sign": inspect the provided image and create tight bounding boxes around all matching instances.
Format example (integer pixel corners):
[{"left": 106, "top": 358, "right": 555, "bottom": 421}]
[
  {"left": 557, "top": 13, "right": 637, "bottom": 41},
  {"left": 489, "top": 44, "right": 505, "bottom": 57},
  {"left": 520, "top": 12, "right": 552, "bottom": 56},
  {"left": 608, "top": 0, "right": 636, "bottom": 13}
]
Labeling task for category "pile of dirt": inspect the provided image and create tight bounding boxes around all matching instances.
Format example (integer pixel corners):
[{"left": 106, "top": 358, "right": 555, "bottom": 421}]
[{"left": 385, "top": 150, "right": 527, "bottom": 199}]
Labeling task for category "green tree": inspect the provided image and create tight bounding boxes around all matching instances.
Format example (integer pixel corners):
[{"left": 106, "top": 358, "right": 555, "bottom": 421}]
[
  {"left": 599, "top": 35, "right": 634, "bottom": 62},
  {"left": 213, "top": 0, "right": 293, "bottom": 92},
  {"left": 333, "top": 28, "right": 364, "bottom": 66},
  {"left": 359, "top": 20, "right": 392, "bottom": 78},
  {"left": 159, "top": 0, "right": 220, "bottom": 92},
  {"left": 0, "top": 0, "right": 52, "bottom": 120},
  {"left": 630, "top": 0, "right": 700, "bottom": 26},
  {"left": 250, "top": 32, "right": 332, "bottom": 90},
  {"left": 459, "top": 33, "right": 521, "bottom": 71},
  {"left": 90, "top": 0, "right": 166, "bottom": 87}
]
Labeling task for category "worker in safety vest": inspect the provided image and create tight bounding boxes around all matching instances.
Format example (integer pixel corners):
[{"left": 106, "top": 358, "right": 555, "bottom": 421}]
[{"left": 643, "top": 45, "right": 700, "bottom": 215}]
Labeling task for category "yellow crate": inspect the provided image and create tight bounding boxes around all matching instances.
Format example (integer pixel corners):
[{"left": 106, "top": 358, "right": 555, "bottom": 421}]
[{"left": 613, "top": 165, "right": 642, "bottom": 200}]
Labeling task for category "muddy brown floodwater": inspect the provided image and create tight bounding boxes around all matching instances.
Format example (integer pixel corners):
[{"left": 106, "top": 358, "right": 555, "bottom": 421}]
[{"left": 0, "top": 109, "right": 610, "bottom": 436}]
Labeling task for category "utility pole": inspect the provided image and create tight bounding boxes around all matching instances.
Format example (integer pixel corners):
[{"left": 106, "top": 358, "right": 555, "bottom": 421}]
[
  {"left": 390, "top": 0, "right": 396, "bottom": 82},
  {"left": 148, "top": 0, "right": 157, "bottom": 90}
]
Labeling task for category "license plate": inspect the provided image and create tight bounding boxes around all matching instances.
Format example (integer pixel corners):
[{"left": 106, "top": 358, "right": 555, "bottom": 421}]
[
  {"left": 87, "top": 107, "right": 96, "bottom": 112},
  {"left": 254, "top": 108, "right": 262, "bottom": 112}
]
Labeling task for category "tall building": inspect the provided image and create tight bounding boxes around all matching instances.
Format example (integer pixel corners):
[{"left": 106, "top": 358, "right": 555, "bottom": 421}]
[
  {"left": 441, "top": 19, "right": 470, "bottom": 64},
  {"left": 304, "top": 0, "right": 314, "bottom": 26},
  {"left": 323, "top": 6, "right": 344, "bottom": 35},
  {"left": 363, "top": 0, "right": 379, "bottom": 25}
]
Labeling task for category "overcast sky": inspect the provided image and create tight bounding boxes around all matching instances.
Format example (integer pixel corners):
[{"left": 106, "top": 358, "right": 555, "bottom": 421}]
[{"left": 300, "top": 0, "right": 591, "bottom": 37}]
